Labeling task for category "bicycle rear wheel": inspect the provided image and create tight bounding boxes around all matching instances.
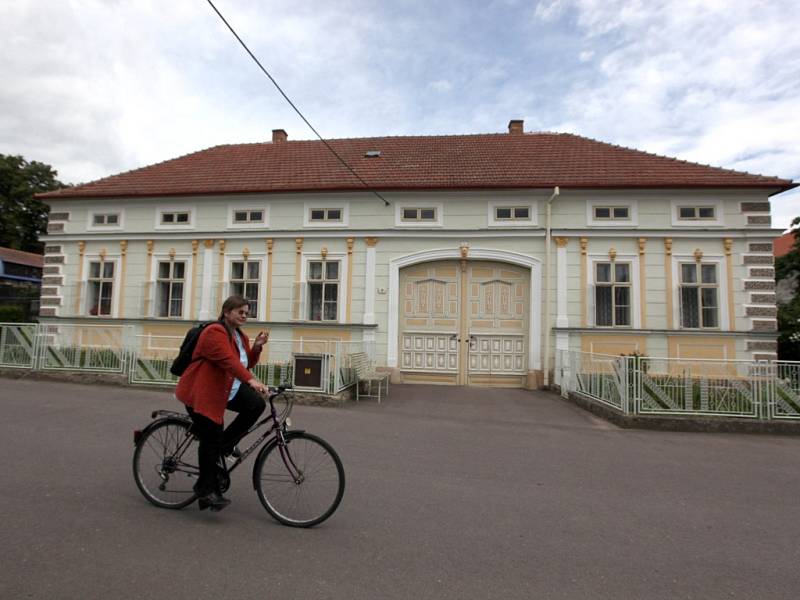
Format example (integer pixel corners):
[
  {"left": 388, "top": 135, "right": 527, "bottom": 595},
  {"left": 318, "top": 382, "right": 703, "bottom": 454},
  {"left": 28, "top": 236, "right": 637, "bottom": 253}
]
[
  {"left": 253, "top": 431, "right": 345, "bottom": 528},
  {"left": 133, "top": 418, "right": 198, "bottom": 509}
]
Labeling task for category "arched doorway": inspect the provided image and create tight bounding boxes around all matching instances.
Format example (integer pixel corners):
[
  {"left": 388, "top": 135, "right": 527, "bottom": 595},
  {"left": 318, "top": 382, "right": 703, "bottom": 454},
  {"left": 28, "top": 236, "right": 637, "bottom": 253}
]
[{"left": 396, "top": 259, "right": 532, "bottom": 387}]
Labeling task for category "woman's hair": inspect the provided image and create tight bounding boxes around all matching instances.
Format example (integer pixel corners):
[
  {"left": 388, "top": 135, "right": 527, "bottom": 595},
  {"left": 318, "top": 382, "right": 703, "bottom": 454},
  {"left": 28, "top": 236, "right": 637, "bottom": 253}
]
[{"left": 218, "top": 295, "right": 250, "bottom": 336}]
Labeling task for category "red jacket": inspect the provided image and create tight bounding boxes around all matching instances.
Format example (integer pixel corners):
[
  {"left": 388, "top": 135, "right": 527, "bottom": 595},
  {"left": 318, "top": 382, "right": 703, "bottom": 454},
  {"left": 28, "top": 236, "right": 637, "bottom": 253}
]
[{"left": 175, "top": 323, "right": 262, "bottom": 424}]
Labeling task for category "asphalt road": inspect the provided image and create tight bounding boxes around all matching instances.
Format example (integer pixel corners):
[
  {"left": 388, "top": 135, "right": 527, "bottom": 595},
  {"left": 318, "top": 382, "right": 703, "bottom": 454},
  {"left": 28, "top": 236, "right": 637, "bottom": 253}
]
[{"left": 1, "top": 378, "right": 799, "bottom": 599}]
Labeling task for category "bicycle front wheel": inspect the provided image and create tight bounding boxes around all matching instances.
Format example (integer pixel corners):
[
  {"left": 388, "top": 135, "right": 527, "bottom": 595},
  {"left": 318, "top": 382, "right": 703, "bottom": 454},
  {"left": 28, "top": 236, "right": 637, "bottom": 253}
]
[
  {"left": 133, "top": 418, "right": 198, "bottom": 509},
  {"left": 253, "top": 431, "right": 345, "bottom": 527}
]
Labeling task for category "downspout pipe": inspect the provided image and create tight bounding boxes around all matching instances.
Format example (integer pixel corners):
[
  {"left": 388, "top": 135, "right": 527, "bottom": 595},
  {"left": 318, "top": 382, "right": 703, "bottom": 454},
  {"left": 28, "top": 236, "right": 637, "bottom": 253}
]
[{"left": 542, "top": 186, "right": 560, "bottom": 388}]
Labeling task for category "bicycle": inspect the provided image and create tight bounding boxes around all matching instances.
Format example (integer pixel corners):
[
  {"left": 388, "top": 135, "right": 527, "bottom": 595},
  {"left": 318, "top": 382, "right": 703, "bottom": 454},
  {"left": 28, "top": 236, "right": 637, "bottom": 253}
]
[{"left": 132, "top": 385, "right": 345, "bottom": 527}]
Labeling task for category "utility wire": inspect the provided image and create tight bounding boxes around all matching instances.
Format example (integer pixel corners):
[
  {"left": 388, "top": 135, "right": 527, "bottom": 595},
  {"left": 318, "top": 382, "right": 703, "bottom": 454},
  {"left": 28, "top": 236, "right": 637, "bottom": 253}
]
[{"left": 206, "top": 0, "right": 391, "bottom": 206}]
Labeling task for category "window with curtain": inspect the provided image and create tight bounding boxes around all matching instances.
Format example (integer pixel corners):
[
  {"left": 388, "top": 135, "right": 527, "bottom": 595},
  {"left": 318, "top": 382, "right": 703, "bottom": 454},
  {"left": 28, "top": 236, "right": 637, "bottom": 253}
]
[
  {"left": 230, "top": 260, "right": 260, "bottom": 318},
  {"left": 308, "top": 260, "right": 339, "bottom": 321},
  {"left": 680, "top": 263, "right": 719, "bottom": 328},
  {"left": 595, "top": 262, "right": 631, "bottom": 327},
  {"left": 87, "top": 260, "right": 114, "bottom": 316},
  {"left": 156, "top": 261, "right": 185, "bottom": 317}
]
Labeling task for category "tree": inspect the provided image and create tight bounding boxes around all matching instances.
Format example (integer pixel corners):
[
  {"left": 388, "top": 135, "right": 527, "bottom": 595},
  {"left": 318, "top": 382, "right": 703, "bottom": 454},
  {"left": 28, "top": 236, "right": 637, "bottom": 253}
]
[
  {"left": 0, "top": 154, "right": 66, "bottom": 253},
  {"left": 776, "top": 216, "right": 800, "bottom": 360}
]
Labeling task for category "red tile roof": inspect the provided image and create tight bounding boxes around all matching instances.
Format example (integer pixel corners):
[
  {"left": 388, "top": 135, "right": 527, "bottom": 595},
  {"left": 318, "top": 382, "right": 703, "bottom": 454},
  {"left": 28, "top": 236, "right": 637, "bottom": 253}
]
[
  {"left": 774, "top": 231, "right": 798, "bottom": 257},
  {"left": 0, "top": 247, "right": 44, "bottom": 268},
  {"left": 37, "top": 132, "right": 796, "bottom": 200}
]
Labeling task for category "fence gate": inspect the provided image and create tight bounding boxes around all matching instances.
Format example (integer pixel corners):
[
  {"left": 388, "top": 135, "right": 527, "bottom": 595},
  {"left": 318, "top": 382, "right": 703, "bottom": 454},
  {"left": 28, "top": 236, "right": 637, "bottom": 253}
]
[
  {"left": 772, "top": 362, "right": 800, "bottom": 419},
  {"left": 558, "top": 350, "right": 800, "bottom": 421},
  {"left": 0, "top": 323, "right": 38, "bottom": 369},
  {"left": 635, "top": 359, "right": 760, "bottom": 418}
]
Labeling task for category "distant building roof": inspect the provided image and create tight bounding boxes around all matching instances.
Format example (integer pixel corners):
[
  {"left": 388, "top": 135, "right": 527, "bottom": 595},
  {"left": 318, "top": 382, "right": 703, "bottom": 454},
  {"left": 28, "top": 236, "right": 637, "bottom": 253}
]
[
  {"left": 774, "top": 231, "right": 798, "bottom": 258},
  {"left": 0, "top": 247, "right": 44, "bottom": 269},
  {"left": 37, "top": 128, "right": 797, "bottom": 200}
]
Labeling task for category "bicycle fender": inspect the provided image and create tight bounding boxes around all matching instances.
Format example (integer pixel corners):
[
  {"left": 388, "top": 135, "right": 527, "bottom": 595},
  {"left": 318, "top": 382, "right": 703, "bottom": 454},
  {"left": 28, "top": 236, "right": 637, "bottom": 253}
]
[
  {"left": 134, "top": 415, "right": 191, "bottom": 446},
  {"left": 150, "top": 409, "right": 192, "bottom": 421}
]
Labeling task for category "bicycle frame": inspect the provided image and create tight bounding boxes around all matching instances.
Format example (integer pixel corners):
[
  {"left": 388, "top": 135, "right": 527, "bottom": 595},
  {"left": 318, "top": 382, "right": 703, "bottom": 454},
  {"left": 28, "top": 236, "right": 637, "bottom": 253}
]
[{"left": 158, "top": 388, "right": 304, "bottom": 482}]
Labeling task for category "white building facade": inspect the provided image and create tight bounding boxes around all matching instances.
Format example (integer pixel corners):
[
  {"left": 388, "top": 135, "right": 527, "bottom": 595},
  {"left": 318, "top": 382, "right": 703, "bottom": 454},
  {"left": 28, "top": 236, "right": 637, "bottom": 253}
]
[{"left": 38, "top": 122, "right": 795, "bottom": 388}]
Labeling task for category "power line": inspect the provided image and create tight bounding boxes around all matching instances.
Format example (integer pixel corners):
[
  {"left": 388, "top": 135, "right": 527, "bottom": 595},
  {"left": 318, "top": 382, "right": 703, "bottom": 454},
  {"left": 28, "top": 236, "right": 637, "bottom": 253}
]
[{"left": 205, "top": 0, "right": 391, "bottom": 207}]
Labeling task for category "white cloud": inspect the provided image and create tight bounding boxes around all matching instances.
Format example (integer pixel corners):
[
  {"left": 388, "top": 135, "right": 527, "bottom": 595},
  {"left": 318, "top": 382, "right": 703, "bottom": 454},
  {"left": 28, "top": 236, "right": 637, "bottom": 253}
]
[
  {"left": 1, "top": 0, "right": 797, "bottom": 230},
  {"left": 534, "top": 0, "right": 568, "bottom": 21},
  {"left": 542, "top": 0, "right": 800, "bottom": 228},
  {"left": 0, "top": 0, "right": 405, "bottom": 182},
  {"left": 430, "top": 80, "right": 453, "bottom": 92}
]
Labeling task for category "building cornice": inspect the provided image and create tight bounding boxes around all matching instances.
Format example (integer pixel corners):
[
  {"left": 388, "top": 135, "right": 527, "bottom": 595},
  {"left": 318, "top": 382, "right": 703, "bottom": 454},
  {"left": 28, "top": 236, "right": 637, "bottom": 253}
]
[
  {"left": 38, "top": 316, "right": 379, "bottom": 329},
  {"left": 555, "top": 327, "right": 777, "bottom": 338},
  {"left": 41, "top": 227, "right": 782, "bottom": 243}
]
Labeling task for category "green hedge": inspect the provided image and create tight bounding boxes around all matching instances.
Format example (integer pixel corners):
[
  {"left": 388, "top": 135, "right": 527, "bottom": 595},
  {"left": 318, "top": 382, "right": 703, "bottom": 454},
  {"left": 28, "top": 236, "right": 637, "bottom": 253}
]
[{"left": 0, "top": 305, "right": 26, "bottom": 323}]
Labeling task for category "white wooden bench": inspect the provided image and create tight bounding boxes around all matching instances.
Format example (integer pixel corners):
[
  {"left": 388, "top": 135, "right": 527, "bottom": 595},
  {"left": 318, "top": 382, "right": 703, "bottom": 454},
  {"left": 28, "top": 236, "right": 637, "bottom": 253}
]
[{"left": 349, "top": 352, "right": 390, "bottom": 403}]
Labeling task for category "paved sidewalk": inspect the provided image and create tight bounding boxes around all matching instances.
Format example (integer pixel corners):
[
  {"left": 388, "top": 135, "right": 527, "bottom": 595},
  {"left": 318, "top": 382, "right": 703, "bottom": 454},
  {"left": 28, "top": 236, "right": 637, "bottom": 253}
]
[{"left": 2, "top": 379, "right": 799, "bottom": 599}]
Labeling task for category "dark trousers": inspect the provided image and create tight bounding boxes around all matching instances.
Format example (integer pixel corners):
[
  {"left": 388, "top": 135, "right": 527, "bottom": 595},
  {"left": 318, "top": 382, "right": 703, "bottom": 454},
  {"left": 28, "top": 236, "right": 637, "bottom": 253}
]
[
  {"left": 222, "top": 384, "right": 267, "bottom": 451},
  {"left": 187, "top": 384, "right": 266, "bottom": 495}
]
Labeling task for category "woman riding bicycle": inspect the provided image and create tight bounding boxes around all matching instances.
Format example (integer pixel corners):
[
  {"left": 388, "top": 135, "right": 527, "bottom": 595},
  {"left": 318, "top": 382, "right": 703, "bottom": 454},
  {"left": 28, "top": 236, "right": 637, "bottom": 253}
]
[{"left": 175, "top": 295, "right": 269, "bottom": 511}]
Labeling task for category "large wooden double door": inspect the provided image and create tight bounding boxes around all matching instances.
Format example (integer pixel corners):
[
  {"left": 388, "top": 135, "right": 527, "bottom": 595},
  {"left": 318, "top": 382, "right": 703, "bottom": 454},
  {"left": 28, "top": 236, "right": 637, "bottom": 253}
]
[{"left": 398, "top": 260, "right": 529, "bottom": 387}]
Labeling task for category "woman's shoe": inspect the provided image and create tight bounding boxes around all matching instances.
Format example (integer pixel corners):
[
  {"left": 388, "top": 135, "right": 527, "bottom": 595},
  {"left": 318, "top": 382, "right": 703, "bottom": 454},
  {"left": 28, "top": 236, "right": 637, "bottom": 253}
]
[
  {"left": 197, "top": 491, "right": 231, "bottom": 512},
  {"left": 222, "top": 444, "right": 243, "bottom": 459}
]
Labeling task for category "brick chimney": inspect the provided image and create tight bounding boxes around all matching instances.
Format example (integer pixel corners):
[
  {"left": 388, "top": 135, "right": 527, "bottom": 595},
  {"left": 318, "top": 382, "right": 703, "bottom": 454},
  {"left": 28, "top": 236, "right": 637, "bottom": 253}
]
[
  {"left": 272, "top": 129, "right": 288, "bottom": 143},
  {"left": 508, "top": 120, "right": 524, "bottom": 135}
]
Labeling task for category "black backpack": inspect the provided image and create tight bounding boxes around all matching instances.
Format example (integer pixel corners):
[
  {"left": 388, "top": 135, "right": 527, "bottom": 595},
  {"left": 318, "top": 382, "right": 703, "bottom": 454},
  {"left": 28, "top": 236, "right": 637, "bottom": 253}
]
[{"left": 170, "top": 321, "right": 217, "bottom": 376}]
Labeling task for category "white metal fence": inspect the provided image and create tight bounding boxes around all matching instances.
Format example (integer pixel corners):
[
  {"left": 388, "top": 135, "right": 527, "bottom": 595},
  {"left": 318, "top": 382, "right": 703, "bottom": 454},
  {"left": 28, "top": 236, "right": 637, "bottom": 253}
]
[
  {"left": 0, "top": 323, "right": 38, "bottom": 369},
  {"left": 773, "top": 361, "right": 800, "bottom": 420},
  {"left": 1, "top": 322, "right": 373, "bottom": 394},
  {"left": 559, "top": 350, "right": 800, "bottom": 420},
  {"left": 37, "top": 323, "right": 130, "bottom": 373}
]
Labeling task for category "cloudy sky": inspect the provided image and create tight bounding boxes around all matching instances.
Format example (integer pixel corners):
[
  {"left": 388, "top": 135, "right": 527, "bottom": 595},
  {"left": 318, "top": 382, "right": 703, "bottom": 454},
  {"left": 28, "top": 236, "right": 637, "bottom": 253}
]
[{"left": 2, "top": 0, "right": 798, "bottom": 229}]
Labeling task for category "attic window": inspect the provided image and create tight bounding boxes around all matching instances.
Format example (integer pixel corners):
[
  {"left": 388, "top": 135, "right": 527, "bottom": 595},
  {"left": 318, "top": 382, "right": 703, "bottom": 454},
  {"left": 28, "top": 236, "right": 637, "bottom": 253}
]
[{"left": 364, "top": 150, "right": 381, "bottom": 158}]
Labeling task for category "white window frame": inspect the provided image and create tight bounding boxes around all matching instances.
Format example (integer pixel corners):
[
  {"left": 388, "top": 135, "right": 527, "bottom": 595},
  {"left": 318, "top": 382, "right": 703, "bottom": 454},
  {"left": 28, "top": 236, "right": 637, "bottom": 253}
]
[
  {"left": 671, "top": 254, "right": 728, "bottom": 330},
  {"left": 394, "top": 201, "right": 444, "bottom": 228},
  {"left": 303, "top": 201, "right": 349, "bottom": 228},
  {"left": 227, "top": 204, "right": 269, "bottom": 229},
  {"left": 592, "top": 261, "right": 634, "bottom": 328},
  {"left": 488, "top": 199, "right": 537, "bottom": 227},
  {"left": 224, "top": 255, "right": 267, "bottom": 320},
  {"left": 670, "top": 199, "right": 724, "bottom": 227},
  {"left": 87, "top": 209, "right": 125, "bottom": 231},
  {"left": 586, "top": 254, "right": 641, "bottom": 328},
  {"left": 306, "top": 260, "right": 341, "bottom": 322},
  {"left": 154, "top": 205, "right": 196, "bottom": 230},
  {"left": 674, "top": 258, "right": 724, "bottom": 330},
  {"left": 82, "top": 254, "right": 121, "bottom": 318},
  {"left": 154, "top": 259, "right": 188, "bottom": 319},
  {"left": 147, "top": 251, "right": 193, "bottom": 318},
  {"left": 586, "top": 199, "right": 638, "bottom": 227},
  {"left": 300, "top": 252, "right": 348, "bottom": 323}
]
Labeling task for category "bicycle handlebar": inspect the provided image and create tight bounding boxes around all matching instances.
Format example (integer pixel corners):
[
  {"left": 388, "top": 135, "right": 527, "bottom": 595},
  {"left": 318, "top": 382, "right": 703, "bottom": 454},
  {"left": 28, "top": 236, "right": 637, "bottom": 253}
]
[{"left": 269, "top": 383, "right": 293, "bottom": 395}]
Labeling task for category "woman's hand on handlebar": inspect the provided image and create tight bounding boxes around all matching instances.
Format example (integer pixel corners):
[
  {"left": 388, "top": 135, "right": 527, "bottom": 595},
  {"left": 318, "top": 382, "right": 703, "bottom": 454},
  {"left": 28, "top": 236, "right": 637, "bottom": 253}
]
[{"left": 248, "top": 378, "right": 269, "bottom": 395}]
